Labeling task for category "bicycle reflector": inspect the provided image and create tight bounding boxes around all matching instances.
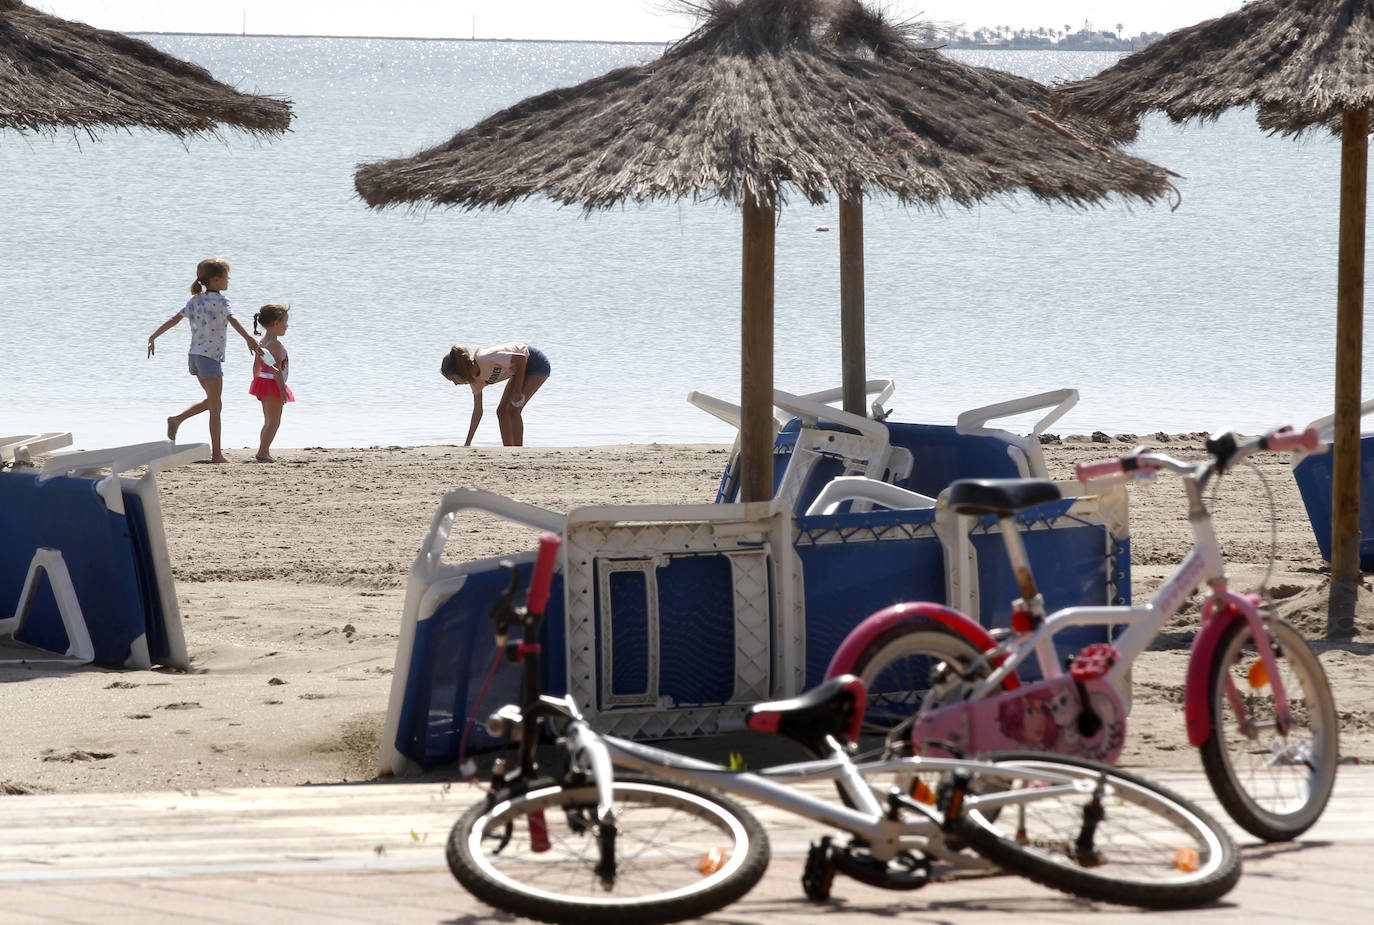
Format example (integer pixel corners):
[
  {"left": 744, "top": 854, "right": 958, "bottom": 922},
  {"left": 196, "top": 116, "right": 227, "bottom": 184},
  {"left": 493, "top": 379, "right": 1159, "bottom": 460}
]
[{"left": 699, "top": 847, "right": 727, "bottom": 874}]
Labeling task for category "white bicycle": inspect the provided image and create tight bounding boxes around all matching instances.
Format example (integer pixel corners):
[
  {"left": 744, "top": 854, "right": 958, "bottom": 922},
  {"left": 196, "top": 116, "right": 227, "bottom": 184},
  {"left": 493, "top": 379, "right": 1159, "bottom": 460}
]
[
  {"left": 444, "top": 534, "right": 1240, "bottom": 924},
  {"left": 829, "top": 426, "right": 1339, "bottom": 842}
]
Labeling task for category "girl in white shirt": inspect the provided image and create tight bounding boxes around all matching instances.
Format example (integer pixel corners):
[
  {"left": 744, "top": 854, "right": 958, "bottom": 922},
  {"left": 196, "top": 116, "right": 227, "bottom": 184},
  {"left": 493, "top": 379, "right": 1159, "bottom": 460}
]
[
  {"left": 441, "top": 342, "right": 551, "bottom": 446},
  {"left": 147, "top": 257, "right": 261, "bottom": 462}
]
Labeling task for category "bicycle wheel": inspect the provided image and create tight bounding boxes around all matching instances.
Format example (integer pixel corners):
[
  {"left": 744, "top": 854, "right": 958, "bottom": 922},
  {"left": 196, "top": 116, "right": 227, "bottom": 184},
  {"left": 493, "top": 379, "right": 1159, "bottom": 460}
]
[
  {"left": 448, "top": 775, "right": 769, "bottom": 925},
  {"left": 1199, "top": 616, "right": 1339, "bottom": 841},
  {"left": 846, "top": 617, "right": 992, "bottom": 735},
  {"left": 954, "top": 752, "right": 1240, "bottom": 909}
]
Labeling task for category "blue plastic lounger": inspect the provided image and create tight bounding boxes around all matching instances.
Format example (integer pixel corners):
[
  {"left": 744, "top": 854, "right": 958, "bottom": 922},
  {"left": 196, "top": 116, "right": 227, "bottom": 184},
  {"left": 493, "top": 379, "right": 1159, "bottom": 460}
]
[
  {"left": 380, "top": 467, "right": 1129, "bottom": 775},
  {"left": 379, "top": 489, "right": 567, "bottom": 777},
  {"left": 0, "top": 440, "right": 205, "bottom": 668},
  {"left": 1290, "top": 398, "right": 1374, "bottom": 569}
]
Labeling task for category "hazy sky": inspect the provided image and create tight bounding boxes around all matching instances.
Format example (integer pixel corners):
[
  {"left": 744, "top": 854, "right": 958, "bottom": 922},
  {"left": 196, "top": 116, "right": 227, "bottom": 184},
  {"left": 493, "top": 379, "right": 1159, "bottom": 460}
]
[{"left": 28, "top": 1, "right": 1247, "bottom": 42}]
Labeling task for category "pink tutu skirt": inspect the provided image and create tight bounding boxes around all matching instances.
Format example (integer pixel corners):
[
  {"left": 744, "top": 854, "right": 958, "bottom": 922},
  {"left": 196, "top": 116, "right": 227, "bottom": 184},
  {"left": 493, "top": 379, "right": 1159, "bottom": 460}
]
[{"left": 249, "top": 377, "right": 295, "bottom": 403}]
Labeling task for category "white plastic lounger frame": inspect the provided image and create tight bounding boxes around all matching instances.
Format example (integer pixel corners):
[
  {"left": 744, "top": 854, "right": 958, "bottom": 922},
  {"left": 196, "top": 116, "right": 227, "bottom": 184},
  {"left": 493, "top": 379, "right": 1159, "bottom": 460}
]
[
  {"left": 36, "top": 439, "right": 207, "bottom": 669},
  {"left": 1290, "top": 397, "right": 1374, "bottom": 464},
  {"left": 688, "top": 379, "right": 896, "bottom": 432},
  {"left": 688, "top": 380, "right": 910, "bottom": 510},
  {"left": 955, "top": 388, "right": 1079, "bottom": 478},
  {"left": 380, "top": 488, "right": 567, "bottom": 778},
  {"left": 0, "top": 548, "right": 94, "bottom": 664},
  {"left": 805, "top": 477, "right": 938, "bottom": 516},
  {"left": 0, "top": 432, "right": 73, "bottom": 468}
]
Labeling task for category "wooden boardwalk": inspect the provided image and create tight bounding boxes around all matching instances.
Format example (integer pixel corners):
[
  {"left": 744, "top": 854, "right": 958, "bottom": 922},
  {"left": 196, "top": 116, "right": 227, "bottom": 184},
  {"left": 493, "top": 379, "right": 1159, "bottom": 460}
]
[{"left": 1, "top": 766, "right": 1370, "bottom": 923}]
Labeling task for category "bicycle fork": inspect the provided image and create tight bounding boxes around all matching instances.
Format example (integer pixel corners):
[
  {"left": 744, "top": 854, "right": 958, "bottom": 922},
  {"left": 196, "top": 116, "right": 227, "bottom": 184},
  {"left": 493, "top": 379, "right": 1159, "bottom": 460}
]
[{"left": 1185, "top": 591, "right": 1292, "bottom": 747}]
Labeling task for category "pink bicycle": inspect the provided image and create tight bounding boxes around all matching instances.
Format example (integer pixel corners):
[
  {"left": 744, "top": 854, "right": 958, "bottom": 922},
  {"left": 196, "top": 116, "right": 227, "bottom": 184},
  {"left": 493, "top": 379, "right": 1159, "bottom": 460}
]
[{"left": 827, "top": 427, "right": 1339, "bottom": 842}]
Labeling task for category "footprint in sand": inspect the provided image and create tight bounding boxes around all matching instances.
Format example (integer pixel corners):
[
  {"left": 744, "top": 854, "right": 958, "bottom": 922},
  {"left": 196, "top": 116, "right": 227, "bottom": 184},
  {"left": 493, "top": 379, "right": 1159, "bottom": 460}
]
[
  {"left": 158, "top": 702, "right": 202, "bottom": 711},
  {"left": 41, "top": 749, "right": 115, "bottom": 762}
]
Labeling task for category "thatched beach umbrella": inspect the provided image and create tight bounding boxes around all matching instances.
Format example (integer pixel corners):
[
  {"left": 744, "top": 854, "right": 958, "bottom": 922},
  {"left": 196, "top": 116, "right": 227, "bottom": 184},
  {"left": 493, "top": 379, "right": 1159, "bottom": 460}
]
[
  {"left": 1054, "top": 0, "right": 1372, "bottom": 638},
  {"left": 355, "top": 0, "right": 1173, "bottom": 502},
  {"left": 0, "top": 0, "right": 291, "bottom": 136}
]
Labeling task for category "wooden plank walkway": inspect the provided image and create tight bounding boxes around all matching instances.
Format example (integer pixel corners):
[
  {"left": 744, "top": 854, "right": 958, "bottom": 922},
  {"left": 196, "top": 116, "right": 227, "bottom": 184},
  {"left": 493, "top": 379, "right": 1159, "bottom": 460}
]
[{"left": 1, "top": 766, "right": 1370, "bottom": 923}]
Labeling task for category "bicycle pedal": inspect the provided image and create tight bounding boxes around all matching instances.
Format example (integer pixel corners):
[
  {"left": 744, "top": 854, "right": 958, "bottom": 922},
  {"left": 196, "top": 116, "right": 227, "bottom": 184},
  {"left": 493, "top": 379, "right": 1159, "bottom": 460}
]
[{"left": 802, "top": 837, "right": 837, "bottom": 902}]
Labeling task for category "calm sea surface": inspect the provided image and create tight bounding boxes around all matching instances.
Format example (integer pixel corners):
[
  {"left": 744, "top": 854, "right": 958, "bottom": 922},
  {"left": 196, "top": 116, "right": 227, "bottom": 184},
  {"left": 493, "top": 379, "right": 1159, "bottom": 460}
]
[{"left": 1, "top": 39, "right": 1367, "bottom": 450}]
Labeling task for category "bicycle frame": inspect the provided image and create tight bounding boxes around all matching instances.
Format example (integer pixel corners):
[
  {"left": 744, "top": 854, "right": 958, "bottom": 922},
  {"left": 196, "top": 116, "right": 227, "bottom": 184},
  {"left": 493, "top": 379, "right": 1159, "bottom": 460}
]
[
  {"left": 943, "top": 439, "right": 1294, "bottom": 748},
  {"left": 515, "top": 693, "right": 1097, "bottom": 871}
]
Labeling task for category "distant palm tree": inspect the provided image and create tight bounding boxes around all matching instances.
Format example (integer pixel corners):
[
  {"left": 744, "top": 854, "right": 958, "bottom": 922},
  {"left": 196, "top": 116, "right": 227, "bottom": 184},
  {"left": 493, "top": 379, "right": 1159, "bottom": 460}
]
[{"left": 1116, "top": 22, "right": 1124, "bottom": 38}]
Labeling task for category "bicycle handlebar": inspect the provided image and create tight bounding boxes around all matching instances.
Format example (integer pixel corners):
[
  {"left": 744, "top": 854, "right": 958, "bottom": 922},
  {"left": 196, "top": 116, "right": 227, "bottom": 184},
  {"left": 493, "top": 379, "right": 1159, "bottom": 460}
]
[
  {"left": 527, "top": 532, "right": 561, "bottom": 616},
  {"left": 1075, "top": 426, "right": 1320, "bottom": 486}
]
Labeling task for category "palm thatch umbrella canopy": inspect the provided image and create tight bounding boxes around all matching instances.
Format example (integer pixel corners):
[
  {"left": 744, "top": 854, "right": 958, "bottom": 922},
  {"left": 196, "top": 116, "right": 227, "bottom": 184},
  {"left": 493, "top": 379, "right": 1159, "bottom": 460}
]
[
  {"left": 0, "top": 0, "right": 291, "bottom": 136},
  {"left": 356, "top": 0, "right": 1173, "bottom": 503},
  {"left": 1055, "top": 0, "right": 1372, "bottom": 638}
]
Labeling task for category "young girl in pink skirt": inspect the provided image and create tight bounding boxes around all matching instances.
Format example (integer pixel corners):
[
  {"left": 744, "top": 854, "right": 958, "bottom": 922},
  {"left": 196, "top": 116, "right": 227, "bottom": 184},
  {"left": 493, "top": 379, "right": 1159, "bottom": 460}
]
[{"left": 248, "top": 304, "right": 295, "bottom": 462}]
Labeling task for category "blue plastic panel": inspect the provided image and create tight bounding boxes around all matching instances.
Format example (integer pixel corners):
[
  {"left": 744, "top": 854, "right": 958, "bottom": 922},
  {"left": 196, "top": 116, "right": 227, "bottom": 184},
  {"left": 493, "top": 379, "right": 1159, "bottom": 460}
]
[
  {"left": 1292, "top": 437, "right": 1374, "bottom": 568},
  {"left": 796, "top": 507, "right": 945, "bottom": 688},
  {"left": 0, "top": 471, "right": 147, "bottom": 666},
  {"left": 884, "top": 422, "right": 1023, "bottom": 497},
  {"left": 594, "top": 554, "right": 738, "bottom": 707},
  {"left": 395, "top": 565, "right": 566, "bottom": 767}
]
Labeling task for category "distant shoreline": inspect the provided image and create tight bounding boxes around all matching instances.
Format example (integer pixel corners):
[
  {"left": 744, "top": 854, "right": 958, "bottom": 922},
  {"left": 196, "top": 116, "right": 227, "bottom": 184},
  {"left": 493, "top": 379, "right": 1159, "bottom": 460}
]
[{"left": 130, "top": 31, "right": 1145, "bottom": 52}]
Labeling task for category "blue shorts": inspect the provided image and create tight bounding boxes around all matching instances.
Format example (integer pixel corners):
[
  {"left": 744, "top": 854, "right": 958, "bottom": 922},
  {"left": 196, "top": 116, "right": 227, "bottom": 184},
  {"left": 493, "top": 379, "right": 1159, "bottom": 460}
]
[
  {"left": 187, "top": 353, "right": 223, "bottom": 378},
  {"left": 526, "top": 346, "right": 551, "bottom": 378}
]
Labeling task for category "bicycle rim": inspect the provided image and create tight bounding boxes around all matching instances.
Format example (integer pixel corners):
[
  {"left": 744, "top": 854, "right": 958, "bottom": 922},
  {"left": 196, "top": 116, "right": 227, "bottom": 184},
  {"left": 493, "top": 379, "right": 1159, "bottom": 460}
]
[
  {"left": 955, "top": 752, "right": 1240, "bottom": 909},
  {"left": 851, "top": 619, "right": 988, "bottom": 734},
  {"left": 448, "top": 776, "right": 769, "bottom": 925},
  {"left": 1200, "top": 616, "right": 1339, "bottom": 841}
]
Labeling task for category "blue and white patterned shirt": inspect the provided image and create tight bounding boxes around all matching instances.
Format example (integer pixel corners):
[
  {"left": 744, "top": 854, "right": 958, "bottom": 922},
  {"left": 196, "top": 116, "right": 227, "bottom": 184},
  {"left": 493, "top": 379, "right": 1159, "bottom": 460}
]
[{"left": 179, "top": 292, "right": 234, "bottom": 361}]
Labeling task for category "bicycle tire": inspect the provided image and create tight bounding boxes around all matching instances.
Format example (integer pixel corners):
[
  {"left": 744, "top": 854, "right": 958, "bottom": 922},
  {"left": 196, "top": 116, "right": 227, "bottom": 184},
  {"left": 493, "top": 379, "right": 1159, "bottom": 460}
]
[
  {"left": 954, "top": 751, "right": 1240, "bottom": 909},
  {"left": 1198, "top": 616, "right": 1339, "bottom": 841},
  {"left": 846, "top": 617, "right": 994, "bottom": 735},
  {"left": 447, "top": 775, "right": 770, "bottom": 925}
]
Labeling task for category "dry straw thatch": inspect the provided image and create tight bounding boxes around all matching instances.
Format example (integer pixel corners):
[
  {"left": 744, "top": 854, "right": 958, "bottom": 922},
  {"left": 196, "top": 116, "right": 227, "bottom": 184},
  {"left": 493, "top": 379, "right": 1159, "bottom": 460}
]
[
  {"left": 1054, "top": 0, "right": 1374, "bottom": 136},
  {"left": 1054, "top": 0, "right": 1374, "bottom": 638},
  {"left": 0, "top": 0, "right": 291, "bottom": 137},
  {"left": 355, "top": 0, "right": 1171, "bottom": 212}
]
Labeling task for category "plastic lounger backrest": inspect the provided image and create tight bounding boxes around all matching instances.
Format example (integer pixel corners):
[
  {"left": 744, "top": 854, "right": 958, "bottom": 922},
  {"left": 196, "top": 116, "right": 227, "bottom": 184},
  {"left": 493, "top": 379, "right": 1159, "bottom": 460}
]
[
  {"left": 394, "top": 561, "right": 567, "bottom": 767},
  {"left": 885, "top": 423, "right": 1025, "bottom": 498},
  {"left": 1291, "top": 398, "right": 1374, "bottom": 566},
  {"left": 0, "top": 470, "right": 148, "bottom": 666}
]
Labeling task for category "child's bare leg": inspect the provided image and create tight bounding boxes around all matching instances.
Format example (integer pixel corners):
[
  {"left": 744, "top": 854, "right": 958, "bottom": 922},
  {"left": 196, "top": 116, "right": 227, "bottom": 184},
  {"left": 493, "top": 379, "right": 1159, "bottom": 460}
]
[
  {"left": 168, "top": 398, "right": 209, "bottom": 441},
  {"left": 506, "top": 376, "right": 546, "bottom": 448},
  {"left": 200, "top": 376, "right": 226, "bottom": 461},
  {"left": 257, "top": 399, "right": 283, "bottom": 461}
]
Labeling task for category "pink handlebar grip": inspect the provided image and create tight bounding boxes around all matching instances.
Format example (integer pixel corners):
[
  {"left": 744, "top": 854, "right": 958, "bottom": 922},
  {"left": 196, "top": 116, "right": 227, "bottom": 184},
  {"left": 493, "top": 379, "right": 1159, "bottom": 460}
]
[
  {"left": 526, "top": 532, "right": 561, "bottom": 616},
  {"left": 1076, "top": 458, "right": 1126, "bottom": 483},
  {"left": 1265, "top": 427, "right": 1320, "bottom": 453}
]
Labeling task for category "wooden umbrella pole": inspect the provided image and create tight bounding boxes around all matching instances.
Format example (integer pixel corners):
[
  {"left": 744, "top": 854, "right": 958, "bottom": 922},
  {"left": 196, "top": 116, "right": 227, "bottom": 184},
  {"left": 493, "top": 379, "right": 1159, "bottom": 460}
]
[
  {"left": 1328, "top": 106, "right": 1368, "bottom": 639},
  {"left": 839, "top": 197, "right": 866, "bottom": 417},
  {"left": 740, "top": 190, "right": 776, "bottom": 504}
]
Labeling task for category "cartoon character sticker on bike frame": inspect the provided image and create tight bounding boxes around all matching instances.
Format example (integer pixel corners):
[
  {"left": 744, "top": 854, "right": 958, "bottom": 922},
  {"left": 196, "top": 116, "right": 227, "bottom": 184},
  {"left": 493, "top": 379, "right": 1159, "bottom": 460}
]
[{"left": 917, "top": 675, "right": 1126, "bottom": 764}]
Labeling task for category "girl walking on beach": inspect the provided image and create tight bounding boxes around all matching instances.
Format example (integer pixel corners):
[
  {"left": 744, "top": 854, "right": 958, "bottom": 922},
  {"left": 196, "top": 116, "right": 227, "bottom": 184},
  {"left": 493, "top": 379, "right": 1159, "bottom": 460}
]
[
  {"left": 441, "top": 342, "right": 551, "bottom": 447},
  {"left": 248, "top": 304, "right": 295, "bottom": 462},
  {"left": 147, "top": 257, "right": 260, "bottom": 463}
]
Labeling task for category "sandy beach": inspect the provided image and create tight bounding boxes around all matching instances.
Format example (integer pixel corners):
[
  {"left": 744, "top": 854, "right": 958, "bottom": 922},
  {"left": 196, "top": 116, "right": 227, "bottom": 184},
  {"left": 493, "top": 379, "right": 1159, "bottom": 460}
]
[{"left": 1, "top": 436, "right": 1371, "bottom": 795}]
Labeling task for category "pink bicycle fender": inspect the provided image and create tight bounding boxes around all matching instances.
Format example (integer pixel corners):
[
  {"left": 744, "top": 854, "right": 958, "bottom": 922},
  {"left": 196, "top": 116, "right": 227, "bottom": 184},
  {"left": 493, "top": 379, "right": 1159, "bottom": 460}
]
[
  {"left": 1184, "top": 602, "right": 1244, "bottom": 747},
  {"left": 824, "top": 602, "right": 1017, "bottom": 689}
]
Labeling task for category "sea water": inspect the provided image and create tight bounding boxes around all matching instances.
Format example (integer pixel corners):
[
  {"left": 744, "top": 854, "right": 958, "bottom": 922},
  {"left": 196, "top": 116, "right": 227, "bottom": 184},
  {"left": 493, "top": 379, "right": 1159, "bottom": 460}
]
[{"left": 0, "top": 39, "right": 1365, "bottom": 449}]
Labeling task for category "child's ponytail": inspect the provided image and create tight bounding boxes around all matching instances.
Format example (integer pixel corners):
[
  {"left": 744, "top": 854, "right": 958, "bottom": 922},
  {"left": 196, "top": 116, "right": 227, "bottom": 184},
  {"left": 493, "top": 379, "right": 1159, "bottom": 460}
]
[
  {"left": 191, "top": 257, "right": 230, "bottom": 296},
  {"left": 254, "top": 303, "right": 289, "bottom": 335}
]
